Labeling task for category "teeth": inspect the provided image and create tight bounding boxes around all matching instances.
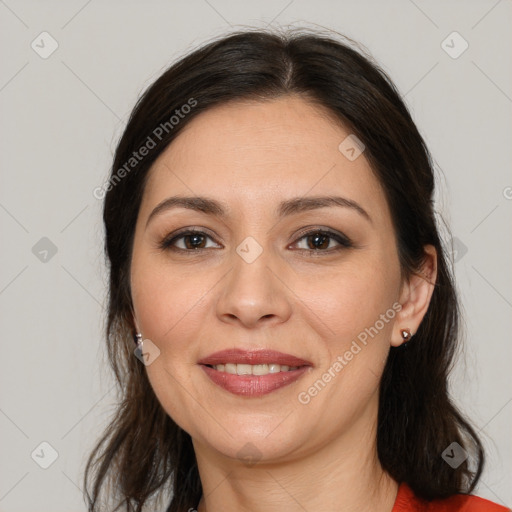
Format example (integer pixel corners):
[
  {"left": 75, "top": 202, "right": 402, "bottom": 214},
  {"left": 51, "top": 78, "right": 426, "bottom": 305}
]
[
  {"left": 268, "top": 363, "right": 280, "bottom": 373},
  {"left": 237, "top": 364, "right": 252, "bottom": 375},
  {"left": 212, "top": 363, "right": 300, "bottom": 375},
  {"left": 225, "top": 363, "right": 236, "bottom": 374}
]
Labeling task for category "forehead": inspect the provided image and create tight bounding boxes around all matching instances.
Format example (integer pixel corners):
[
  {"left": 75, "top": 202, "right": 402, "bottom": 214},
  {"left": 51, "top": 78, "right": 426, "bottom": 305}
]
[
  {"left": 140, "top": 95, "right": 390, "bottom": 225},
  {"left": 166, "top": 95, "right": 348, "bottom": 168}
]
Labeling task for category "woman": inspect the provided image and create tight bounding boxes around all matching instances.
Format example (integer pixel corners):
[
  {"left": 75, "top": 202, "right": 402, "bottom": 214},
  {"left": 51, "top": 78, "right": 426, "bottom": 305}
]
[{"left": 84, "top": 28, "right": 509, "bottom": 511}]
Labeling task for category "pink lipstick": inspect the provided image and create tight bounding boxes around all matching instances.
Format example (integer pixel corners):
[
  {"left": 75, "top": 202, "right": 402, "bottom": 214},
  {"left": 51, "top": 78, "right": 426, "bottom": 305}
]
[{"left": 198, "top": 349, "right": 312, "bottom": 397}]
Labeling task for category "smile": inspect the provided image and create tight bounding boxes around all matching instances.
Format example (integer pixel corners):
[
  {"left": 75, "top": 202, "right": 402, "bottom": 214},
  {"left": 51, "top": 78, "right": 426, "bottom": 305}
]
[{"left": 198, "top": 349, "right": 313, "bottom": 397}]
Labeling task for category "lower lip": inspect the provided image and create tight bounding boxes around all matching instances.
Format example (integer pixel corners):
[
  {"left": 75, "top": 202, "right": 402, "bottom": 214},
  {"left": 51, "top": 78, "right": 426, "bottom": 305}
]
[{"left": 200, "top": 365, "right": 310, "bottom": 397}]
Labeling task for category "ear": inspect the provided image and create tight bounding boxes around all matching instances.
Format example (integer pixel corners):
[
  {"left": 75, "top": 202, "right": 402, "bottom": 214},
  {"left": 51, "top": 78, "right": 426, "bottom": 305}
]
[{"left": 391, "top": 244, "right": 437, "bottom": 347}]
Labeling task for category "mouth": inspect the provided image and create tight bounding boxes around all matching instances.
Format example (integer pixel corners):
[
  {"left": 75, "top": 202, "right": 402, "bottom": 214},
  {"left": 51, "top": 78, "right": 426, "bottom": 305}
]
[{"left": 198, "top": 349, "right": 313, "bottom": 397}]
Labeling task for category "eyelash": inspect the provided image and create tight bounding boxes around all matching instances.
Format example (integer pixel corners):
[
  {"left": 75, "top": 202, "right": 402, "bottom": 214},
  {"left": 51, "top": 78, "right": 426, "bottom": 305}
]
[{"left": 158, "top": 227, "right": 353, "bottom": 255}]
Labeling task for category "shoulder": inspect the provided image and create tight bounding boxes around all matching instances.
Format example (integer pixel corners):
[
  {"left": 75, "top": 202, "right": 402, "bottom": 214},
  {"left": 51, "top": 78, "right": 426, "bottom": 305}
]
[
  {"left": 432, "top": 493, "right": 512, "bottom": 512},
  {"left": 392, "top": 482, "right": 511, "bottom": 512}
]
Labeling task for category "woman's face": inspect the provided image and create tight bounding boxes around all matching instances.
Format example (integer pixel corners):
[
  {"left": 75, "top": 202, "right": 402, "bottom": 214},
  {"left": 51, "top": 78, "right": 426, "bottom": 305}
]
[{"left": 130, "top": 95, "right": 406, "bottom": 464}]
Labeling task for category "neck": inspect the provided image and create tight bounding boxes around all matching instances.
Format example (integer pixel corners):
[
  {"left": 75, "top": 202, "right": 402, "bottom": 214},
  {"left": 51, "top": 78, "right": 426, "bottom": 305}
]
[{"left": 193, "top": 402, "right": 398, "bottom": 512}]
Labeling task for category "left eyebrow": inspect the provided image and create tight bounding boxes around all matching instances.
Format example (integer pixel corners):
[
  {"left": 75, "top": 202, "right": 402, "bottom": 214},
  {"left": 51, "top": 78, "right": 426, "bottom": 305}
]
[
  {"left": 276, "top": 195, "right": 372, "bottom": 224},
  {"left": 145, "top": 194, "right": 372, "bottom": 228}
]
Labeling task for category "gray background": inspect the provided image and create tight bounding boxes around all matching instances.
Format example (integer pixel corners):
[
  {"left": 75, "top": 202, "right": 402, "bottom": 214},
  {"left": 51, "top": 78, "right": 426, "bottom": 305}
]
[{"left": 0, "top": 1, "right": 510, "bottom": 510}]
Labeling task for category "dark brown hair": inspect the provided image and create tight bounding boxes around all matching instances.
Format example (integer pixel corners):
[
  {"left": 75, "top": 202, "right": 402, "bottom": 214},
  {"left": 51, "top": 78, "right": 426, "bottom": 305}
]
[{"left": 84, "top": 27, "right": 484, "bottom": 511}]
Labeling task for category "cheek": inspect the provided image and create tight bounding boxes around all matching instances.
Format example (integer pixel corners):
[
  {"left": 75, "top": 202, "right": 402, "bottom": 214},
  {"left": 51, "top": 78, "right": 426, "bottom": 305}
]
[
  {"left": 132, "top": 243, "right": 400, "bottom": 356},
  {"left": 131, "top": 261, "right": 211, "bottom": 347},
  {"left": 295, "top": 262, "right": 399, "bottom": 429},
  {"left": 129, "top": 244, "right": 401, "bottom": 446},
  {"left": 302, "top": 256, "right": 400, "bottom": 345},
  {"left": 131, "top": 261, "right": 216, "bottom": 434}
]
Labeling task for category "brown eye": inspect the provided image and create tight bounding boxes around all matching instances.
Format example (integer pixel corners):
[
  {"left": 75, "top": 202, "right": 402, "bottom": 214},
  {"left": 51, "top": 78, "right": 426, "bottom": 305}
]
[
  {"left": 159, "top": 230, "right": 220, "bottom": 251},
  {"left": 181, "top": 233, "right": 207, "bottom": 250},
  {"left": 293, "top": 229, "right": 352, "bottom": 253},
  {"left": 159, "top": 227, "right": 352, "bottom": 255},
  {"left": 305, "top": 232, "right": 330, "bottom": 250}
]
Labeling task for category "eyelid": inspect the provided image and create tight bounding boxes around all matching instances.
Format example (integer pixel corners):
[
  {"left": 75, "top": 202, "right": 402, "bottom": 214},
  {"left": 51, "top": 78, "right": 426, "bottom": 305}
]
[
  {"left": 159, "top": 225, "right": 353, "bottom": 253},
  {"left": 292, "top": 225, "right": 352, "bottom": 245},
  {"left": 159, "top": 226, "right": 220, "bottom": 250}
]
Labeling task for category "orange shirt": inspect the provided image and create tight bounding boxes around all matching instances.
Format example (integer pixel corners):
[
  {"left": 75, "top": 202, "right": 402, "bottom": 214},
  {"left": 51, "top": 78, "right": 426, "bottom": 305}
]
[{"left": 392, "top": 482, "right": 511, "bottom": 511}]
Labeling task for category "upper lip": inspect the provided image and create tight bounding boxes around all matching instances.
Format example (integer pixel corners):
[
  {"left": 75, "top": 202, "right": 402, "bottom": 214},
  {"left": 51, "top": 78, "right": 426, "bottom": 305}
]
[{"left": 198, "top": 349, "right": 312, "bottom": 367}]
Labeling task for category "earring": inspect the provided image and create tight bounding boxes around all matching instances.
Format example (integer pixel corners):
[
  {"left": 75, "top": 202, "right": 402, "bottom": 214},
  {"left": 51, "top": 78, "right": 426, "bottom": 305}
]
[
  {"left": 400, "top": 328, "right": 412, "bottom": 345},
  {"left": 133, "top": 332, "right": 144, "bottom": 361},
  {"left": 401, "top": 328, "right": 412, "bottom": 341}
]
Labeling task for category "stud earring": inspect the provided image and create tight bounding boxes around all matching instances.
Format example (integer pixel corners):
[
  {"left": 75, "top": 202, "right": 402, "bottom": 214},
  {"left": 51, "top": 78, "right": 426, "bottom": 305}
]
[
  {"left": 133, "top": 332, "right": 144, "bottom": 361},
  {"left": 400, "top": 328, "right": 413, "bottom": 349},
  {"left": 401, "top": 328, "right": 412, "bottom": 341}
]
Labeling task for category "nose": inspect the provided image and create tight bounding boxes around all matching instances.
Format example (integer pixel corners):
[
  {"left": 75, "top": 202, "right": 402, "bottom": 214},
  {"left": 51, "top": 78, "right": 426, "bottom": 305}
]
[{"left": 215, "top": 246, "right": 292, "bottom": 329}]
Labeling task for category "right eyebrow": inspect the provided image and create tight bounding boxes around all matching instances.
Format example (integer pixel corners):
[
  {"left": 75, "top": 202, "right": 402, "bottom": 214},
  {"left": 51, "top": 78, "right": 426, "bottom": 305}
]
[{"left": 145, "top": 194, "right": 372, "bottom": 229}]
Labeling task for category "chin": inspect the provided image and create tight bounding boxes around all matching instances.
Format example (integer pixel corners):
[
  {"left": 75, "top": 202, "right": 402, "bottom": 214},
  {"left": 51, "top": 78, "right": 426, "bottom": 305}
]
[{"left": 192, "top": 416, "right": 308, "bottom": 465}]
